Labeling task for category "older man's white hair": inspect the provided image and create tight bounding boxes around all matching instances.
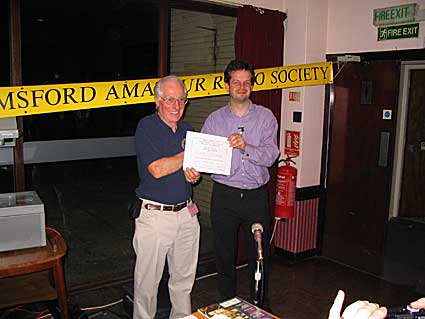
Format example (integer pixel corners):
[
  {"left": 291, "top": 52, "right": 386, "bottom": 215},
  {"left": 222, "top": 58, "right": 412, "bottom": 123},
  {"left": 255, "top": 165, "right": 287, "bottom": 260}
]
[{"left": 154, "top": 75, "right": 188, "bottom": 99}]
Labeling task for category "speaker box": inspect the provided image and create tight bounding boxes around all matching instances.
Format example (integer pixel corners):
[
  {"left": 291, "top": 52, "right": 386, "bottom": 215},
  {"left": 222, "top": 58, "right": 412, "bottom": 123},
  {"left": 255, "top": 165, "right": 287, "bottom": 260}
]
[{"left": 383, "top": 217, "right": 425, "bottom": 294}]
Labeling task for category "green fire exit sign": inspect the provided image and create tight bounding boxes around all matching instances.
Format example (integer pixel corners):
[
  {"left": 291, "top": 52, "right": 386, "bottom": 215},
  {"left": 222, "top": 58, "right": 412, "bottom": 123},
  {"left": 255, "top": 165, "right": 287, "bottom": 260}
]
[
  {"left": 373, "top": 3, "right": 418, "bottom": 26},
  {"left": 378, "top": 23, "right": 419, "bottom": 41}
]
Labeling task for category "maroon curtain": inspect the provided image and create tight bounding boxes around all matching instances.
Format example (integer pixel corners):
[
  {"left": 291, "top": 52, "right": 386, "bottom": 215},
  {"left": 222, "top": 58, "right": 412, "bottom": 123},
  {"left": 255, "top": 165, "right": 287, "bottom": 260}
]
[
  {"left": 235, "top": 6, "right": 286, "bottom": 214},
  {"left": 235, "top": 6, "right": 286, "bottom": 120},
  {"left": 233, "top": 6, "right": 286, "bottom": 261}
]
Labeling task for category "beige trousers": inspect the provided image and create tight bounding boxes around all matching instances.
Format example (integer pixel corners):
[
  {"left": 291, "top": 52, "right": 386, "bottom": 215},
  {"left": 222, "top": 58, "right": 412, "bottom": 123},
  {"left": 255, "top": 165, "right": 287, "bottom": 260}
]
[{"left": 133, "top": 201, "right": 200, "bottom": 319}]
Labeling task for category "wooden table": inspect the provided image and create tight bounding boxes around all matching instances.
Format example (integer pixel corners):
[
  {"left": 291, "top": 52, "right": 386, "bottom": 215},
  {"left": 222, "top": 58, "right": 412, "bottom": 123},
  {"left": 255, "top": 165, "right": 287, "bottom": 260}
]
[{"left": 0, "top": 231, "right": 68, "bottom": 319}]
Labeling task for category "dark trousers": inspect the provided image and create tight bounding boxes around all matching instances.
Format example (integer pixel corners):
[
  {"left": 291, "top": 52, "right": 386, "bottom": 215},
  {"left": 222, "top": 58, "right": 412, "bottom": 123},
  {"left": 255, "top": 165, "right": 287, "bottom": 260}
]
[{"left": 210, "top": 182, "right": 271, "bottom": 305}]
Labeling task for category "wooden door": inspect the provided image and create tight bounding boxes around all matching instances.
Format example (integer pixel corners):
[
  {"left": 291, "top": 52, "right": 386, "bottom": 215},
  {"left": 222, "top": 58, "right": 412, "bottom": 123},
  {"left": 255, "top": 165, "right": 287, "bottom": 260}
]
[
  {"left": 323, "top": 60, "right": 400, "bottom": 275},
  {"left": 399, "top": 69, "right": 425, "bottom": 218}
]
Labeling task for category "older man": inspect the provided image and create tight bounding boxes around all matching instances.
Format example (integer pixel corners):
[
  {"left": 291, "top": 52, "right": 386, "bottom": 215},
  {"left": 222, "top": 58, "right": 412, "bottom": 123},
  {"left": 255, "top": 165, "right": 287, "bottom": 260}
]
[{"left": 133, "top": 75, "right": 201, "bottom": 319}]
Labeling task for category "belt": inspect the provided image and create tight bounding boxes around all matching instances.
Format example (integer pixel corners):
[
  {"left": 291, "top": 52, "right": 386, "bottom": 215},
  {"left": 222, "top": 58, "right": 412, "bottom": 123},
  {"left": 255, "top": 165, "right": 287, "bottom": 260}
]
[{"left": 143, "top": 201, "right": 188, "bottom": 212}]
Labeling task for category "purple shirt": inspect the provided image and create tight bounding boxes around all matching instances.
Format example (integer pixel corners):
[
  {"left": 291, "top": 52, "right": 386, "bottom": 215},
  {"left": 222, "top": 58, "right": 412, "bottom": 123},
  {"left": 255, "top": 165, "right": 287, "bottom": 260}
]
[{"left": 201, "top": 101, "right": 279, "bottom": 189}]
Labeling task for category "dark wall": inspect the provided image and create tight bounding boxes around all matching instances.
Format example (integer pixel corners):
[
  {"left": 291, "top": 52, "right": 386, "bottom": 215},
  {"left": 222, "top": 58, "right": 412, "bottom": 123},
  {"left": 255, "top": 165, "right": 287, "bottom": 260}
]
[
  {"left": 0, "top": 1, "right": 10, "bottom": 86},
  {"left": 20, "top": 0, "right": 159, "bottom": 141}
]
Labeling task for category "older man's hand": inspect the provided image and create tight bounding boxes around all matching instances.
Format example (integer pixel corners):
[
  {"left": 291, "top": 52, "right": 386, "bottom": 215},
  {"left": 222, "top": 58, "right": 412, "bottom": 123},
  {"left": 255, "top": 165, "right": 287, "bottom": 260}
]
[{"left": 184, "top": 167, "right": 201, "bottom": 184}]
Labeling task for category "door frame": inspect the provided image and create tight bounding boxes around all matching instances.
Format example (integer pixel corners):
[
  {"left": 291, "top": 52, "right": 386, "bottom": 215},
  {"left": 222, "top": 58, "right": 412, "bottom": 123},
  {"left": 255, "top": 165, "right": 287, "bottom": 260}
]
[
  {"left": 389, "top": 61, "right": 425, "bottom": 219},
  {"left": 320, "top": 49, "right": 425, "bottom": 256}
]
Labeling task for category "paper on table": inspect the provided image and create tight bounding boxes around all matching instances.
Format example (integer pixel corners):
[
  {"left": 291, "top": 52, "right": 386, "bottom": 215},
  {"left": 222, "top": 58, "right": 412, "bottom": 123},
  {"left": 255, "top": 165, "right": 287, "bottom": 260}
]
[{"left": 183, "top": 131, "right": 232, "bottom": 175}]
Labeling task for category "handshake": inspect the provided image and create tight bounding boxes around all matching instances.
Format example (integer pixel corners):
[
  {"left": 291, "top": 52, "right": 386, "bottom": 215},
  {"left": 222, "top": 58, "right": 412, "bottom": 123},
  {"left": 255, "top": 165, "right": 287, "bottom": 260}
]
[{"left": 329, "top": 290, "right": 425, "bottom": 319}]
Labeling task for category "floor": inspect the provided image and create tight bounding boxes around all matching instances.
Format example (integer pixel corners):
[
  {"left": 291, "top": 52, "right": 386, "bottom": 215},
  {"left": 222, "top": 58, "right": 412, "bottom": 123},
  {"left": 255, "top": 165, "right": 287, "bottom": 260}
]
[
  {"left": 1, "top": 255, "right": 419, "bottom": 319},
  {"left": 0, "top": 157, "right": 421, "bottom": 319}
]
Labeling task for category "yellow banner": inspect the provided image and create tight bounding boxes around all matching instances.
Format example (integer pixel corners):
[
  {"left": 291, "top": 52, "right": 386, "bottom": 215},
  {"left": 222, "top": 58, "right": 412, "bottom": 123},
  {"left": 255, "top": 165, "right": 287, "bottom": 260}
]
[{"left": 0, "top": 62, "right": 332, "bottom": 119}]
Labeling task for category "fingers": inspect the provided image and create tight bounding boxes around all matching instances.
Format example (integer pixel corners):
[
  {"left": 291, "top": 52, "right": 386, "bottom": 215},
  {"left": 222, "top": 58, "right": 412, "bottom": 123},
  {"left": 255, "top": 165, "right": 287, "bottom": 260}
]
[
  {"left": 329, "top": 291, "right": 387, "bottom": 319},
  {"left": 228, "top": 133, "right": 246, "bottom": 151},
  {"left": 184, "top": 167, "right": 201, "bottom": 184},
  {"left": 370, "top": 307, "right": 387, "bottom": 319},
  {"left": 352, "top": 305, "right": 387, "bottom": 319},
  {"left": 328, "top": 290, "right": 345, "bottom": 319},
  {"left": 342, "top": 301, "right": 387, "bottom": 319},
  {"left": 410, "top": 298, "right": 425, "bottom": 309},
  {"left": 342, "top": 300, "right": 371, "bottom": 319}
]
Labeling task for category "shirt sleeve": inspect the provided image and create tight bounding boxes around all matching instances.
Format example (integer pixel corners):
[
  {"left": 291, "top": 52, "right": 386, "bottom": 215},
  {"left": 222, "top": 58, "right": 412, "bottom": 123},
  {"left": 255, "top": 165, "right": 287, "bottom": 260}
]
[
  {"left": 135, "top": 120, "right": 163, "bottom": 167},
  {"left": 243, "top": 111, "right": 280, "bottom": 167},
  {"left": 201, "top": 111, "right": 227, "bottom": 137},
  {"left": 201, "top": 114, "right": 214, "bottom": 135}
]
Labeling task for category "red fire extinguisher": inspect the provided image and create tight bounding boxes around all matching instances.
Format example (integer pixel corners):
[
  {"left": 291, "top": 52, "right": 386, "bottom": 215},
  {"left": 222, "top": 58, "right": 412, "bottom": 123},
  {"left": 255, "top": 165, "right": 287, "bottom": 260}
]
[{"left": 274, "top": 157, "right": 297, "bottom": 219}]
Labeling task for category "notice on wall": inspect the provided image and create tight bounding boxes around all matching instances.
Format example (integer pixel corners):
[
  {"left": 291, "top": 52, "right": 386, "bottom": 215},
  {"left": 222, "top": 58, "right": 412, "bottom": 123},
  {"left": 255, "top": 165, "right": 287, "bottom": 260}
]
[
  {"left": 288, "top": 91, "right": 301, "bottom": 102},
  {"left": 284, "top": 130, "right": 300, "bottom": 158}
]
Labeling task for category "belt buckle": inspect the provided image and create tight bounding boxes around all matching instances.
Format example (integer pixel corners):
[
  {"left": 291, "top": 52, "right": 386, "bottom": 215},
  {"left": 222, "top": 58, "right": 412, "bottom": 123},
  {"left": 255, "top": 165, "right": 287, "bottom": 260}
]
[{"left": 145, "top": 203, "right": 156, "bottom": 210}]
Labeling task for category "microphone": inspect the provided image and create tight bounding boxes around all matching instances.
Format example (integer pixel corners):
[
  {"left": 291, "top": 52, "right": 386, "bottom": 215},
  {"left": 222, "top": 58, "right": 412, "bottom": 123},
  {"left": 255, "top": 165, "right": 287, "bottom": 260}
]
[
  {"left": 251, "top": 223, "right": 264, "bottom": 261},
  {"left": 238, "top": 126, "right": 245, "bottom": 135}
]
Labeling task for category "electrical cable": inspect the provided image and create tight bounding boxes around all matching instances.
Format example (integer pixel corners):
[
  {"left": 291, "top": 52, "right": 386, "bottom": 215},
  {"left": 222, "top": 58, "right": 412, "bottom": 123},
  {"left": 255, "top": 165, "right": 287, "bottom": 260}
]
[
  {"left": 81, "top": 299, "right": 123, "bottom": 311},
  {"left": 83, "top": 299, "right": 125, "bottom": 319},
  {"left": 35, "top": 313, "right": 52, "bottom": 319},
  {"left": 1, "top": 306, "right": 48, "bottom": 318},
  {"left": 46, "top": 227, "right": 62, "bottom": 237},
  {"left": 0, "top": 306, "right": 20, "bottom": 318},
  {"left": 3, "top": 298, "right": 124, "bottom": 319},
  {"left": 269, "top": 218, "right": 279, "bottom": 245}
]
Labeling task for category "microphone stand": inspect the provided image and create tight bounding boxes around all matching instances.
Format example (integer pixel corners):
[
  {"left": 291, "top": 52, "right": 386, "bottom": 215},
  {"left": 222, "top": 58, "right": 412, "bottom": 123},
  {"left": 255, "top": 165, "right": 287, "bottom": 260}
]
[{"left": 253, "top": 250, "right": 265, "bottom": 307}]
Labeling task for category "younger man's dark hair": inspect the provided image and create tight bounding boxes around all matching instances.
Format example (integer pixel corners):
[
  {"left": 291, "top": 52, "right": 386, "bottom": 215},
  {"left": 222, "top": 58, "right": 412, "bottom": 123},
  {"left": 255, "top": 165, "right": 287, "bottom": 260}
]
[{"left": 224, "top": 59, "right": 256, "bottom": 85}]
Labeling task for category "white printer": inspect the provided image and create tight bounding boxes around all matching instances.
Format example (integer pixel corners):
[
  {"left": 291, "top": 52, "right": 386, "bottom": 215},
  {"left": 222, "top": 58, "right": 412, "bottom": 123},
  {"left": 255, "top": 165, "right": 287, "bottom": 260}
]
[{"left": 0, "top": 191, "right": 46, "bottom": 252}]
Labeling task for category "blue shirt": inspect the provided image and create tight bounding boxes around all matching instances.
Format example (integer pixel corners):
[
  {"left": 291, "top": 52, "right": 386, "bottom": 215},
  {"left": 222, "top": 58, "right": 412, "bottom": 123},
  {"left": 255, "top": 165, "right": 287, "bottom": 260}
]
[
  {"left": 135, "top": 113, "right": 193, "bottom": 204},
  {"left": 201, "top": 101, "right": 279, "bottom": 189}
]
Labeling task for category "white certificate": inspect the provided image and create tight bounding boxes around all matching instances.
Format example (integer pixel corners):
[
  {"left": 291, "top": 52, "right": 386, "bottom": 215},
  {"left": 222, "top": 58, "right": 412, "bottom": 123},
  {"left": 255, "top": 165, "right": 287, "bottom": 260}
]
[{"left": 183, "top": 131, "right": 232, "bottom": 175}]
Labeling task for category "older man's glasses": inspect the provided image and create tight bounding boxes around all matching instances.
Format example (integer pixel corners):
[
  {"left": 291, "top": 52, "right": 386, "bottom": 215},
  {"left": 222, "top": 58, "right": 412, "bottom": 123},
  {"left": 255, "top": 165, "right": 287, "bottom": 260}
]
[{"left": 160, "top": 96, "right": 188, "bottom": 105}]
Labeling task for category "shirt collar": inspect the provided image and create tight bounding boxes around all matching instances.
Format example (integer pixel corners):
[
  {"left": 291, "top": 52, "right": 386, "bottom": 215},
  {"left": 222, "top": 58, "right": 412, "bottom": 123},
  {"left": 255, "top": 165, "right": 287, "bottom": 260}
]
[
  {"left": 154, "top": 112, "right": 181, "bottom": 132},
  {"left": 225, "top": 100, "right": 255, "bottom": 117}
]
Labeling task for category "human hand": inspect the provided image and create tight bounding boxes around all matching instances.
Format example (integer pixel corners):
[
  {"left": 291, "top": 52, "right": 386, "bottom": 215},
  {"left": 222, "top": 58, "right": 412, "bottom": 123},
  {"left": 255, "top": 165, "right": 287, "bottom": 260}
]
[
  {"left": 228, "top": 133, "right": 246, "bottom": 151},
  {"left": 184, "top": 167, "right": 201, "bottom": 184},
  {"left": 410, "top": 297, "right": 425, "bottom": 309},
  {"left": 329, "top": 290, "right": 387, "bottom": 319}
]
